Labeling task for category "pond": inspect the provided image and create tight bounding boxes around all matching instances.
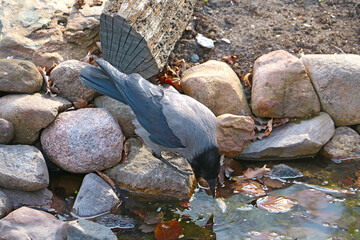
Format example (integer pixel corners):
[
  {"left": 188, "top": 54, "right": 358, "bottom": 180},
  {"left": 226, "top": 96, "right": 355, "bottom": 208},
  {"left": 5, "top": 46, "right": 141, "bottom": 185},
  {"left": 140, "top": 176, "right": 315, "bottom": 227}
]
[{"left": 49, "top": 156, "right": 360, "bottom": 240}]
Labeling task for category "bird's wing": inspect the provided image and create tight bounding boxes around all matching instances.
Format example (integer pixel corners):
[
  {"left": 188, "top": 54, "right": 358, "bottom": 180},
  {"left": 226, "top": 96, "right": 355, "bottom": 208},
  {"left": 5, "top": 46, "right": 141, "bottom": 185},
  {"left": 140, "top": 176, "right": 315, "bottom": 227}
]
[
  {"left": 100, "top": 13, "right": 159, "bottom": 79},
  {"left": 79, "top": 64, "right": 126, "bottom": 103},
  {"left": 95, "top": 59, "right": 185, "bottom": 149}
]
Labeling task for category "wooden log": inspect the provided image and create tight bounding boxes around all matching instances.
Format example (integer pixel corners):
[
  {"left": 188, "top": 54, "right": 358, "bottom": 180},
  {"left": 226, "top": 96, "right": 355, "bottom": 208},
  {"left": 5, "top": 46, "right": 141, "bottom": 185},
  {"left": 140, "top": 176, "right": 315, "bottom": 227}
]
[{"left": 100, "top": 0, "right": 196, "bottom": 79}]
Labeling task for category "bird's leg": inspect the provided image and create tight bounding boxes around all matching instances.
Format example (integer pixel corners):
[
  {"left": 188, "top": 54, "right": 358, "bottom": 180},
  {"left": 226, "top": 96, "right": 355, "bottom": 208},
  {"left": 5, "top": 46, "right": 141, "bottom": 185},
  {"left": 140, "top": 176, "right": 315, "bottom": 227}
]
[{"left": 152, "top": 151, "right": 193, "bottom": 176}]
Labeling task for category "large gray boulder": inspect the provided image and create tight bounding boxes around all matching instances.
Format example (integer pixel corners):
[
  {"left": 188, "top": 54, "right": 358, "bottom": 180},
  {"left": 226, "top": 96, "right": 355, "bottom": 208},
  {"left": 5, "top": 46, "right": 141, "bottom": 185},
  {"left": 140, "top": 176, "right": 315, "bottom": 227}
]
[
  {"left": 0, "top": 0, "right": 106, "bottom": 67},
  {"left": 181, "top": 60, "right": 251, "bottom": 116},
  {"left": 0, "top": 59, "right": 43, "bottom": 93},
  {"left": 321, "top": 127, "right": 360, "bottom": 161},
  {"left": 0, "top": 93, "right": 71, "bottom": 144},
  {"left": 301, "top": 54, "right": 360, "bottom": 126},
  {"left": 238, "top": 112, "right": 335, "bottom": 160},
  {"left": 0, "top": 207, "right": 67, "bottom": 239},
  {"left": 71, "top": 173, "right": 120, "bottom": 219},
  {"left": 105, "top": 138, "right": 196, "bottom": 199},
  {"left": 0, "top": 145, "right": 49, "bottom": 191},
  {"left": 50, "top": 60, "right": 97, "bottom": 102},
  {"left": 94, "top": 95, "right": 136, "bottom": 138},
  {"left": 41, "top": 108, "right": 124, "bottom": 173},
  {"left": 251, "top": 50, "right": 320, "bottom": 118}
]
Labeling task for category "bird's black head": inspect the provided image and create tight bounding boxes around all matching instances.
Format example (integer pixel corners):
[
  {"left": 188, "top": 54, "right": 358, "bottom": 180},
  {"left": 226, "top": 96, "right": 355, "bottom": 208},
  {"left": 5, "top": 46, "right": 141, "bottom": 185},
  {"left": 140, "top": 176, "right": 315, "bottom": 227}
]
[{"left": 191, "top": 146, "right": 220, "bottom": 197}]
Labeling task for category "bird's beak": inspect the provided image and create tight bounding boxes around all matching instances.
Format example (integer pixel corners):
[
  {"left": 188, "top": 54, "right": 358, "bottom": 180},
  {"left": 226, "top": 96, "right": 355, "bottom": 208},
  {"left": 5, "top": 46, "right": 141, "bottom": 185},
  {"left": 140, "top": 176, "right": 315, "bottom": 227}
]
[{"left": 206, "top": 178, "right": 217, "bottom": 198}]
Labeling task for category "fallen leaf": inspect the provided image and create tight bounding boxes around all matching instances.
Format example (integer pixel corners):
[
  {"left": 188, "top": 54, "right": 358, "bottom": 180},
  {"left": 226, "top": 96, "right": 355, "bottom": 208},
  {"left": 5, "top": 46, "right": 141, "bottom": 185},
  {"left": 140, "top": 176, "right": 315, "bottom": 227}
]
[
  {"left": 272, "top": 118, "right": 289, "bottom": 127},
  {"left": 263, "top": 178, "right": 283, "bottom": 189},
  {"left": 288, "top": 189, "right": 333, "bottom": 210},
  {"left": 232, "top": 180, "right": 266, "bottom": 196},
  {"left": 221, "top": 55, "right": 238, "bottom": 65},
  {"left": 155, "top": 220, "right": 183, "bottom": 240},
  {"left": 264, "top": 118, "right": 273, "bottom": 136},
  {"left": 74, "top": 0, "right": 85, "bottom": 9},
  {"left": 243, "top": 165, "right": 271, "bottom": 179},
  {"left": 73, "top": 98, "right": 89, "bottom": 109},
  {"left": 241, "top": 73, "right": 252, "bottom": 87},
  {"left": 179, "top": 201, "right": 191, "bottom": 209},
  {"left": 256, "top": 196, "right": 294, "bottom": 213}
]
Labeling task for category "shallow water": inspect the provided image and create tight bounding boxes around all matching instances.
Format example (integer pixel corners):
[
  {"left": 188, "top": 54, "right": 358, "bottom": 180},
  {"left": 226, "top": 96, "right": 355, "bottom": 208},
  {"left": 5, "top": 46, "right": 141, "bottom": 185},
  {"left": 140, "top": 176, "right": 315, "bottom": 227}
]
[{"left": 49, "top": 157, "right": 360, "bottom": 240}]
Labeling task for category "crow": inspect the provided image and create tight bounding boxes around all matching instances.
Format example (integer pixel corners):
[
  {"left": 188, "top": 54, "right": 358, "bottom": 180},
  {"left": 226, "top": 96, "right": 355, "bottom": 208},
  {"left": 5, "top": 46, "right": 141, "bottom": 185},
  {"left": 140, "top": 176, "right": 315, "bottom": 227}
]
[{"left": 79, "top": 14, "right": 220, "bottom": 197}]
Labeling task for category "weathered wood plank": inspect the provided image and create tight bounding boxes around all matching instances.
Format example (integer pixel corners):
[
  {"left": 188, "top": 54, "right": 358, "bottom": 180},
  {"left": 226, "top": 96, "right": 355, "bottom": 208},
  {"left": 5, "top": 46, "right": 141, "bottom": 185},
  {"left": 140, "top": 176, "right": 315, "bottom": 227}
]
[{"left": 101, "top": 0, "right": 196, "bottom": 79}]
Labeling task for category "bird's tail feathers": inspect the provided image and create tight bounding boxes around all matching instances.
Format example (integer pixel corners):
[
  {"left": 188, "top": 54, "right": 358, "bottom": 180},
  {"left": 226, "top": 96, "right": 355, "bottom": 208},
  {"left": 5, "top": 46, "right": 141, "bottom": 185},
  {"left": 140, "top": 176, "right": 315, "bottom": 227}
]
[{"left": 79, "top": 63, "right": 126, "bottom": 103}]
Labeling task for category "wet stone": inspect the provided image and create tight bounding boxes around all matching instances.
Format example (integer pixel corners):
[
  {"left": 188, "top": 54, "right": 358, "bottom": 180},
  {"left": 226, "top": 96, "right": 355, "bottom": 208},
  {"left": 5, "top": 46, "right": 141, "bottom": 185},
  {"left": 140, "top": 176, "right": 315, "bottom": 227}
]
[
  {"left": 94, "top": 214, "right": 136, "bottom": 230},
  {"left": 268, "top": 164, "right": 303, "bottom": 179}
]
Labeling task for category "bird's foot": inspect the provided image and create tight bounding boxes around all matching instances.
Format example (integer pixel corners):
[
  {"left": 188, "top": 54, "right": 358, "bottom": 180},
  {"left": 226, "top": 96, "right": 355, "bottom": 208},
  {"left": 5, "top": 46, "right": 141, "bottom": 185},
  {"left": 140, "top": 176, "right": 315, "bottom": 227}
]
[{"left": 152, "top": 152, "right": 193, "bottom": 176}]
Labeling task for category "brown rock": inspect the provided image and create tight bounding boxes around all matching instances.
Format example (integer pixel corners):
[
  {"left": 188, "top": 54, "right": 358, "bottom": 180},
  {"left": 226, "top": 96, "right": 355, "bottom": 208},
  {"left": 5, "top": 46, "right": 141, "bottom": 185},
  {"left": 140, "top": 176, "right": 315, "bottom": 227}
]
[
  {"left": 50, "top": 60, "right": 97, "bottom": 102},
  {"left": 321, "top": 127, "right": 360, "bottom": 161},
  {"left": 41, "top": 108, "right": 124, "bottom": 173},
  {"left": 0, "top": 207, "right": 67, "bottom": 239},
  {"left": 301, "top": 54, "right": 360, "bottom": 126},
  {"left": 105, "top": 138, "right": 195, "bottom": 199},
  {"left": 252, "top": 50, "right": 320, "bottom": 118},
  {"left": 0, "top": 93, "right": 72, "bottom": 144},
  {"left": 216, "top": 114, "right": 255, "bottom": 158},
  {"left": 181, "top": 60, "right": 251, "bottom": 116},
  {"left": 0, "top": 118, "right": 14, "bottom": 144},
  {"left": 0, "top": 59, "right": 43, "bottom": 93}
]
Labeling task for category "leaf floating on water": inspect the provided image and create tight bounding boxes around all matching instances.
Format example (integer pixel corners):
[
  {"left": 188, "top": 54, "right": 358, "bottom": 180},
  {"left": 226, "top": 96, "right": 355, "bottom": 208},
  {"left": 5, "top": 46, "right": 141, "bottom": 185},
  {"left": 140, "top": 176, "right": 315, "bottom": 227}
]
[
  {"left": 256, "top": 196, "right": 294, "bottom": 213},
  {"left": 155, "top": 220, "right": 184, "bottom": 240},
  {"left": 288, "top": 189, "right": 333, "bottom": 210},
  {"left": 233, "top": 180, "right": 266, "bottom": 196},
  {"left": 243, "top": 165, "right": 271, "bottom": 180},
  {"left": 263, "top": 178, "right": 283, "bottom": 189}
]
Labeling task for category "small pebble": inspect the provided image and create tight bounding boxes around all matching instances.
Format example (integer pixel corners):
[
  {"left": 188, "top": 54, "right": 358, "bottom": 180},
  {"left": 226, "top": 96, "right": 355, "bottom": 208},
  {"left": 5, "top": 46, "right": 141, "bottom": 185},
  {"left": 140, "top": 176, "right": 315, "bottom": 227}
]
[
  {"left": 221, "top": 38, "right": 231, "bottom": 44},
  {"left": 190, "top": 54, "right": 200, "bottom": 63},
  {"left": 196, "top": 34, "right": 214, "bottom": 49}
]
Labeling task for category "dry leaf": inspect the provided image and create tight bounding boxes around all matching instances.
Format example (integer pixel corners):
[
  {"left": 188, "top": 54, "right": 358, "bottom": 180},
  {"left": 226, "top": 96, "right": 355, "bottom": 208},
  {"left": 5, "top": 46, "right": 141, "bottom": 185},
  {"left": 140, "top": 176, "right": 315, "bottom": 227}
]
[
  {"left": 264, "top": 178, "right": 283, "bottom": 189},
  {"left": 155, "top": 220, "right": 183, "bottom": 240},
  {"left": 243, "top": 165, "right": 271, "bottom": 179},
  {"left": 288, "top": 189, "right": 333, "bottom": 210},
  {"left": 179, "top": 201, "right": 191, "bottom": 209},
  {"left": 232, "top": 180, "right": 266, "bottom": 196},
  {"left": 256, "top": 196, "right": 294, "bottom": 213},
  {"left": 221, "top": 55, "right": 238, "bottom": 65},
  {"left": 264, "top": 118, "right": 273, "bottom": 136},
  {"left": 241, "top": 73, "right": 252, "bottom": 87}
]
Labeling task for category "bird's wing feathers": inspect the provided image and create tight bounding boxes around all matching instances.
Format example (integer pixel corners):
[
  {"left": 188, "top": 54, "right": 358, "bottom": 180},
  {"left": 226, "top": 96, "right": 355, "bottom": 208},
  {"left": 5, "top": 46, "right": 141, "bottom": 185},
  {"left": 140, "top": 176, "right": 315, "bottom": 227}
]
[
  {"left": 95, "top": 59, "right": 185, "bottom": 149},
  {"left": 79, "top": 65, "right": 126, "bottom": 103},
  {"left": 116, "top": 74, "right": 186, "bottom": 148}
]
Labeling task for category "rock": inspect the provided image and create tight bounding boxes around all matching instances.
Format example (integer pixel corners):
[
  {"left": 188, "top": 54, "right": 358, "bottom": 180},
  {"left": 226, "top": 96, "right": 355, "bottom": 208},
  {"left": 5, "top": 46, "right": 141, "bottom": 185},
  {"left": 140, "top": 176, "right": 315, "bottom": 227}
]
[
  {"left": 0, "top": 59, "right": 43, "bottom": 93},
  {"left": 0, "top": 188, "right": 53, "bottom": 210},
  {"left": 268, "top": 164, "right": 303, "bottom": 179},
  {"left": 0, "top": 191, "right": 11, "bottom": 219},
  {"left": 94, "top": 214, "right": 135, "bottom": 230},
  {"left": 216, "top": 114, "right": 255, "bottom": 158},
  {"left": 0, "top": 145, "right": 49, "bottom": 191},
  {"left": 67, "top": 219, "right": 117, "bottom": 240},
  {"left": 0, "top": 118, "right": 14, "bottom": 144},
  {"left": 321, "top": 127, "right": 360, "bottom": 161},
  {"left": 94, "top": 95, "right": 136, "bottom": 137},
  {"left": 0, "top": 206, "right": 67, "bottom": 239},
  {"left": 301, "top": 54, "right": 360, "bottom": 126},
  {"left": 181, "top": 60, "right": 251, "bottom": 116},
  {"left": 50, "top": 60, "right": 98, "bottom": 102},
  {"left": 0, "top": 0, "right": 106, "bottom": 67},
  {"left": 196, "top": 34, "right": 215, "bottom": 48},
  {"left": 41, "top": 108, "right": 123, "bottom": 173},
  {"left": 105, "top": 138, "right": 196, "bottom": 199},
  {"left": 238, "top": 112, "right": 335, "bottom": 160},
  {"left": 251, "top": 50, "right": 320, "bottom": 118},
  {"left": 0, "top": 93, "right": 72, "bottom": 144},
  {"left": 71, "top": 173, "right": 120, "bottom": 219},
  {"left": 357, "top": 125, "right": 360, "bottom": 135}
]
